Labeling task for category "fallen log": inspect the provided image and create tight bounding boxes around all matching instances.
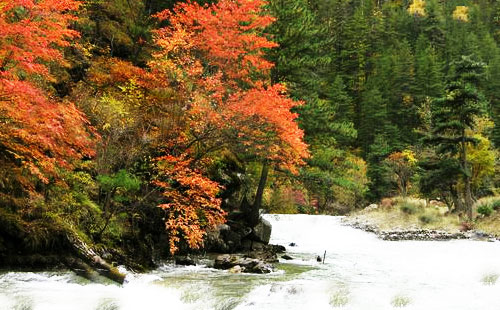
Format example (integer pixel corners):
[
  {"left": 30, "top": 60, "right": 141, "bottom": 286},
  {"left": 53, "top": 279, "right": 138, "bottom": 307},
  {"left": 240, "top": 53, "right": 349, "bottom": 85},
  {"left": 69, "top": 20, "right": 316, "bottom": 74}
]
[{"left": 66, "top": 232, "right": 126, "bottom": 284}]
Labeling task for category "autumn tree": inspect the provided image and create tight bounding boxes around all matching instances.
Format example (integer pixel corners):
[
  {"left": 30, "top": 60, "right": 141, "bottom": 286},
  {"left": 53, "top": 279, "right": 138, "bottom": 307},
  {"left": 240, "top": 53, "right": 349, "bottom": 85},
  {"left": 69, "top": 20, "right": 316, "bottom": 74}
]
[
  {"left": 385, "top": 150, "right": 418, "bottom": 197},
  {"left": 0, "top": 0, "right": 94, "bottom": 194},
  {"left": 149, "top": 0, "right": 308, "bottom": 252}
]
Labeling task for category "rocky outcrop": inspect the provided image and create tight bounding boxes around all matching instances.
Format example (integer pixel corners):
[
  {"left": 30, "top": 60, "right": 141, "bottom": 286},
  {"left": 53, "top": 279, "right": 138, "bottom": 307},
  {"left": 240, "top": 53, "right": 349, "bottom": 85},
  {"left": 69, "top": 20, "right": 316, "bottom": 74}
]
[
  {"left": 214, "top": 254, "right": 274, "bottom": 274},
  {"left": 205, "top": 215, "right": 273, "bottom": 253},
  {"left": 343, "top": 217, "right": 498, "bottom": 242},
  {"left": 203, "top": 213, "right": 289, "bottom": 273},
  {"left": 379, "top": 230, "right": 468, "bottom": 241}
]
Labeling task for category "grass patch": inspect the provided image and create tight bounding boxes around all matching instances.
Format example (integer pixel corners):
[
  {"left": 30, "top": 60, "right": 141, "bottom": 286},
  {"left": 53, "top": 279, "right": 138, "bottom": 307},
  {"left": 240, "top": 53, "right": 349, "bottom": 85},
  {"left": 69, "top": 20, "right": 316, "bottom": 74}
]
[
  {"left": 400, "top": 203, "right": 417, "bottom": 215},
  {"left": 391, "top": 295, "right": 411, "bottom": 307},
  {"left": 329, "top": 288, "right": 349, "bottom": 307},
  {"left": 481, "top": 273, "right": 499, "bottom": 286},
  {"left": 418, "top": 214, "right": 436, "bottom": 224},
  {"left": 355, "top": 197, "right": 461, "bottom": 232},
  {"left": 475, "top": 197, "right": 500, "bottom": 237},
  {"left": 353, "top": 196, "right": 500, "bottom": 237}
]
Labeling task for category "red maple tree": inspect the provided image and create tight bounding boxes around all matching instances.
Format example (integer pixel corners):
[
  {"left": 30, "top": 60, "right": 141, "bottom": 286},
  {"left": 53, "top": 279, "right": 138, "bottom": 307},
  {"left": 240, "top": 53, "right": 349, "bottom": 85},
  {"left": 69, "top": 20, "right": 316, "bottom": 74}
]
[
  {"left": 0, "top": 0, "right": 94, "bottom": 189},
  {"left": 150, "top": 0, "right": 308, "bottom": 253}
]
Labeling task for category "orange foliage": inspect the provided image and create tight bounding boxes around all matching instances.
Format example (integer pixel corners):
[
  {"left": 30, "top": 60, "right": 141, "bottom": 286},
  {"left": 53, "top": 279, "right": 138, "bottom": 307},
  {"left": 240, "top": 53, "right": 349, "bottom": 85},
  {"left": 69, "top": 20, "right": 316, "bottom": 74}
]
[
  {"left": 154, "top": 155, "right": 226, "bottom": 254},
  {"left": 0, "top": 0, "right": 94, "bottom": 189},
  {"left": 225, "top": 84, "right": 308, "bottom": 172},
  {"left": 151, "top": 0, "right": 308, "bottom": 167},
  {"left": 147, "top": 0, "right": 309, "bottom": 253}
]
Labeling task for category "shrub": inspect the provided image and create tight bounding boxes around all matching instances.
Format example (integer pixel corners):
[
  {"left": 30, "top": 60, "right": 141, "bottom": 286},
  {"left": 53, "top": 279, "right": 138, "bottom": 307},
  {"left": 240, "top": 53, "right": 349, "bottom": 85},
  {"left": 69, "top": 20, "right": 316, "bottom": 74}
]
[
  {"left": 460, "top": 221, "right": 474, "bottom": 231},
  {"left": 491, "top": 200, "right": 500, "bottom": 211},
  {"left": 477, "top": 204, "right": 493, "bottom": 217},
  {"left": 380, "top": 197, "right": 395, "bottom": 209},
  {"left": 400, "top": 202, "right": 417, "bottom": 215},
  {"left": 419, "top": 214, "right": 435, "bottom": 224}
]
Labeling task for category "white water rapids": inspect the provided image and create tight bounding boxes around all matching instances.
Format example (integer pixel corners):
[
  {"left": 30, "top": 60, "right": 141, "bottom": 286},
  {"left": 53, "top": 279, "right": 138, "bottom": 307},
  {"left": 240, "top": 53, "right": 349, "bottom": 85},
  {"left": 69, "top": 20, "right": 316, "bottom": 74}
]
[{"left": 1, "top": 214, "right": 500, "bottom": 310}]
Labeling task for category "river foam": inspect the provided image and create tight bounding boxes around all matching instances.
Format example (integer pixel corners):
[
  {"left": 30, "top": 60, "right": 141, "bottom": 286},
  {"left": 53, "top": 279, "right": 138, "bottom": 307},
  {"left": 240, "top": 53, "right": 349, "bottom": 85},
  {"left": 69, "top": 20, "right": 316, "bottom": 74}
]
[{"left": 1, "top": 214, "right": 499, "bottom": 310}]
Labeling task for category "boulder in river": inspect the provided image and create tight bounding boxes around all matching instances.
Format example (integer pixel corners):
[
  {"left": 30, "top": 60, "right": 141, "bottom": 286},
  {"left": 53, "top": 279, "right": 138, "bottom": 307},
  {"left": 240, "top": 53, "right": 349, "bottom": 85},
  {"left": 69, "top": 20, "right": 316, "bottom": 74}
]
[
  {"left": 251, "top": 217, "right": 272, "bottom": 244},
  {"left": 214, "top": 254, "right": 273, "bottom": 274},
  {"left": 175, "top": 256, "right": 196, "bottom": 266}
]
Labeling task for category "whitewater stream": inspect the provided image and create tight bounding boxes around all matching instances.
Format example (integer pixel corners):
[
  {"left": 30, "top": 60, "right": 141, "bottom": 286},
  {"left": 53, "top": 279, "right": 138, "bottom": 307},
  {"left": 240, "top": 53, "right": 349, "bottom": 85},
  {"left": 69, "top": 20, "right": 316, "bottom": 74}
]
[{"left": 1, "top": 214, "right": 500, "bottom": 310}]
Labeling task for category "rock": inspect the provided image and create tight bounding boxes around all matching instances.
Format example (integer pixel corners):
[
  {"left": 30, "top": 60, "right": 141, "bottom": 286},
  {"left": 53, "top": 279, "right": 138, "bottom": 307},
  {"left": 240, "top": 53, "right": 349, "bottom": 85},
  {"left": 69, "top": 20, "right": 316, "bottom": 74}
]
[
  {"left": 175, "top": 255, "right": 196, "bottom": 266},
  {"left": 252, "top": 261, "right": 273, "bottom": 274},
  {"left": 245, "top": 247, "right": 279, "bottom": 263},
  {"left": 205, "top": 224, "right": 229, "bottom": 253},
  {"left": 228, "top": 265, "right": 243, "bottom": 273},
  {"left": 214, "top": 254, "right": 273, "bottom": 274},
  {"left": 251, "top": 241, "right": 265, "bottom": 251},
  {"left": 288, "top": 242, "right": 297, "bottom": 247},
  {"left": 365, "top": 204, "right": 378, "bottom": 211},
  {"left": 241, "top": 238, "right": 252, "bottom": 250},
  {"left": 281, "top": 254, "right": 293, "bottom": 260},
  {"left": 222, "top": 230, "right": 242, "bottom": 250},
  {"left": 252, "top": 217, "right": 272, "bottom": 244},
  {"left": 272, "top": 244, "right": 286, "bottom": 253}
]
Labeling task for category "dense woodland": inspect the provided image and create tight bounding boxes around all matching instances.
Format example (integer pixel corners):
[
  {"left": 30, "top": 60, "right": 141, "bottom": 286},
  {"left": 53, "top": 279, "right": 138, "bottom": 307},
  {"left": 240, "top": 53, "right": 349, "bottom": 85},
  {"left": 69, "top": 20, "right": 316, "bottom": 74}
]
[{"left": 0, "top": 0, "right": 499, "bottom": 265}]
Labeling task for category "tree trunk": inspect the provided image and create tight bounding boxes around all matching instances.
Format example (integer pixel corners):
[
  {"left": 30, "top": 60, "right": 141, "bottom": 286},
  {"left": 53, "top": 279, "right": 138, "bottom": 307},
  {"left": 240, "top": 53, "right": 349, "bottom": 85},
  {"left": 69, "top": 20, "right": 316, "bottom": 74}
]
[
  {"left": 250, "top": 161, "right": 269, "bottom": 227},
  {"left": 450, "top": 185, "right": 464, "bottom": 214},
  {"left": 66, "top": 232, "right": 126, "bottom": 284},
  {"left": 464, "top": 175, "right": 474, "bottom": 220},
  {"left": 461, "top": 135, "right": 473, "bottom": 220}
]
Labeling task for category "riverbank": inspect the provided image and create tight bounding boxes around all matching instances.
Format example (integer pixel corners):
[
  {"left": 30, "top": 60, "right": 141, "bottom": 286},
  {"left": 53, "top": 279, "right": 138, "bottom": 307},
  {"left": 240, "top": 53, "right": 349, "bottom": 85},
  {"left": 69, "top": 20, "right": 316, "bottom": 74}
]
[{"left": 344, "top": 197, "right": 500, "bottom": 242}]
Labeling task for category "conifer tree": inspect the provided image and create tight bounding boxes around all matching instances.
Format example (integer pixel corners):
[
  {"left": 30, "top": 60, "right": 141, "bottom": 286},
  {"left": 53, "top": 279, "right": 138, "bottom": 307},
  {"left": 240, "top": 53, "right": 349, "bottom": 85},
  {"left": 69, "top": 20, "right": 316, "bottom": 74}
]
[
  {"left": 414, "top": 34, "right": 443, "bottom": 102},
  {"left": 427, "top": 55, "right": 487, "bottom": 219}
]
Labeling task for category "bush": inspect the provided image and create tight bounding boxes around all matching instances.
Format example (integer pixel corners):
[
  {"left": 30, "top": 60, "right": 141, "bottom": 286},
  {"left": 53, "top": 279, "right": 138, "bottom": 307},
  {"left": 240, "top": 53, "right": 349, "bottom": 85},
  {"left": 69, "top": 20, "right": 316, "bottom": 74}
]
[
  {"left": 491, "top": 200, "right": 500, "bottom": 211},
  {"left": 400, "top": 202, "right": 417, "bottom": 215},
  {"left": 380, "top": 197, "right": 395, "bottom": 209},
  {"left": 460, "top": 221, "right": 474, "bottom": 231},
  {"left": 477, "top": 204, "right": 493, "bottom": 217},
  {"left": 419, "top": 214, "right": 435, "bottom": 224}
]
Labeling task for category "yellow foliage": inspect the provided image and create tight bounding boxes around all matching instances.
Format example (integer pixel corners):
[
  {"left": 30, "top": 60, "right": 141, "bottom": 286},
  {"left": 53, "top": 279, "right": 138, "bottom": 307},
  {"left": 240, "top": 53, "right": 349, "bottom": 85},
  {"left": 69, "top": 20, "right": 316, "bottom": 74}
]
[
  {"left": 453, "top": 6, "right": 469, "bottom": 22},
  {"left": 332, "top": 155, "right": 369, "bottom": 209},
  {"left": 466, "top": 118, "right": 496, "bottom": 191},
  {"left": 408, "top": 0, "right": 426, "bottom": 17},
  {"left": 402, "top": 149, "right": 418, "bottom": 165}
]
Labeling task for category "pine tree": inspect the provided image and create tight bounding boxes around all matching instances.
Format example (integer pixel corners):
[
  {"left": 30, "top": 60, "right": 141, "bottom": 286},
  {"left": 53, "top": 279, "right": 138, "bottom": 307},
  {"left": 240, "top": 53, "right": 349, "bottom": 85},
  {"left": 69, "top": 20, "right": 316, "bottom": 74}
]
[
  {"left": 389, "top": 40, "right": 418, "bottom": 145},
  {"left": 427, "top": 55, "right": 487, "bottom": 219},
  {"left": 358, "top": 85, "right": 390, "bottom": 155},
  {"left": 414, "top": 34, "right": 443, "bottom": 102},
  {"left": 267, "top": 0, "right": 331, "bottom": 98},
  {"left": 422, "top": 0, "right": 445, "bottom": 50},
  {"left": 485, "top": 51, "right": 500, "bottom": 148}
]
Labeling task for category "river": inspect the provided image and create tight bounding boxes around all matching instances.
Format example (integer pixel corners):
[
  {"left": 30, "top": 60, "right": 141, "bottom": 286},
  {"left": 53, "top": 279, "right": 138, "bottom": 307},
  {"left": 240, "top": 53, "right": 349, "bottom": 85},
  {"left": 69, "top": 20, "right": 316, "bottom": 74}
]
[{"left": 1, "top": 214, "right": 500, "bottom": 310}]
